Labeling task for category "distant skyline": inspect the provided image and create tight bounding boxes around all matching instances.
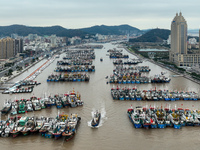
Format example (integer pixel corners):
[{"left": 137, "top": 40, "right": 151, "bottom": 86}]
[{"left": 1, "top": 0, "right": 200, "bottom": 30}]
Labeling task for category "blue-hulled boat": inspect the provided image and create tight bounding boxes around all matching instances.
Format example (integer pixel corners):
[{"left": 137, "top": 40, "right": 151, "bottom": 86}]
[
  {"left": 150, "top": 116, "right": 157, "bottom": 129},
  {"left": 170, "top": 111, "right": 182, "bottom": 129},
  {"left": 52, "top": 121, "right": 67, "bottom": 139},
  {"left": 91, "top": 111, "right": 101, "bottom": 127},
  {"left": 62, "top": 114, "right": 81, "bottom": 141},
  {"left": 127, "top": 106, "right": 142, "bottom": 128}
]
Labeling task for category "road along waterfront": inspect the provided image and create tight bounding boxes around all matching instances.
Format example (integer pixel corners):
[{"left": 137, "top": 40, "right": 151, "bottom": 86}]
[
  {"left": 0, "top": 42, "right": 200, "bottom": 150},
  {"left": 124, "top": 46, "right": 200, "bottom": 85}
]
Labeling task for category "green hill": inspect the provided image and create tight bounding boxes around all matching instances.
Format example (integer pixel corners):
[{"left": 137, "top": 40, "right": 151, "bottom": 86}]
[
  {"left": 0, "top": 24, "right": 144, "bottom": 38},
  {"left": 0, "top": 24, "right": 87, "bottom": 38},
  {"left": 80, "top": 24, "right": 143, "bottom": 35},
  {"left": 129, "top": 28, "right": 170, "bottom": 42}
]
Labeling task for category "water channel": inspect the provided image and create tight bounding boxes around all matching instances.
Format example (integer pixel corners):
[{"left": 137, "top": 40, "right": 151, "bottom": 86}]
[{"left": 0, "top": 42, "right": 199, "bottom": 150}]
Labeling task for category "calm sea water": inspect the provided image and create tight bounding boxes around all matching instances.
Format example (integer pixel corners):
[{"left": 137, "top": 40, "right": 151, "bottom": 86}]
[{"left": 0, "top": 42, "right": 200, "bottom": 150}]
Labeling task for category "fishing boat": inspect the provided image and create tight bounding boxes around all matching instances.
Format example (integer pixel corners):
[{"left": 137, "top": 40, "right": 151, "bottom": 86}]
[
  {"left": 26, "top": 100, "right": 33, "bottom": 112},
  {"left": 193, "top": 110, "right": 200, "bottom": 126},
  {"left": 10, "top": 101, "right": 18, "bottom": 115},
  {"left": 39, "top": 117, "right": 55, "bottom": 136},
  {"left": 91, "top": 110, "right": 101, "bottom": 127},
  {"left": 17, "top": 100, "right": 26, "bottom": 114},
  {"left": 170, "top": 110, "right": 182, "bottom": 129},
  {"left": 127, "top": 106, "right": 142, "bottom": 128},
  {"left": 44, "top": 97, "right": 52, "bottom": 108},
  {"left": 21, "top": 117, "right": 35, "bottom": 135},
  {"left": 68, "top": 97, "right": 77, "bottom": 107},
  {"left": 0, "top": 121, "right": 6, "bottom": 137},
  {"left": 10, "top": 116, "right": 29, "bottom": 137},
  {"left": 31, "top": 97, "right": 41, "bottom": 111},
  {"left": 184, "top": 109, "right": 194, "bottom": 126},
  {"left": 177, "top": 108, "right": 186, "bottom": 126},
  {"left": 141, "top": 108, "right": 151, "bottom": 129},
  {"left": 164, "top": 108, "right": 173, "bottom": 127},
  {"left": 1, "top": 117, "right": 15, "bottom": 137},
  {"left": 52, "top": 121, "right": 67, "bottom": 139},
  {"left": 30, "top": 117, "right": 45, "bottom": 133},
  {"left": 62, "top": 114, "right": 81, "bottom": 141},
  {"left": 150, "top": 113, "right": 157, "bottom": 129},
  {"left": 55, "top": 95, "right": 63, "bottom": 109},
  {"left": 1, "top": 100, "right": 12, "bottom": 115},
  {"left": 45, "top": 121, "right": 57, "bottom": 138},
  {"left": 156, "top": 109, "right": 166, "bottom": 128},
  {"left": 62, "top": 94, "right": 70, "bottom": 107},
  {"left": 67, "top": 90, "right": 81, "bottom": 107}
]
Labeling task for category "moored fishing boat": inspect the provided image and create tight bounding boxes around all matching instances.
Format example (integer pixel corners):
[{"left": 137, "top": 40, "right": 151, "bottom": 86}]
[
  {"left": 10, "top": 116, "right": 29, "bottom": 137},
  {"left": 31, "top": 96, "right": 41, "bottom": 111},
  {"left": 164, "top": 108, "right": 173, "bottom": 127},
  {"left": 44, "top": 96, "right": 52, "bottom": 108},
  {"left": 39, "top": 97, "right": 46, "bottom": 109},
  {"left": 62, "top": 114, "right": 81, "bottom": 141},
  {"left": 39, "top": 117, "right": 54, "bottom": 136},
  {"left": 156, "top": 108, "right": 166, "bottom": 128},
  {"left": 141, "top": 108, "right": 151, "bottom": 129},
  {"left": 52, "top": 121, "right": 67, "bottom": 139},
  {"left": 45, "top": 122, "right": 57, "bottom": 138},
  {"left": 150, "top": 114, "right": 157, "bottom": 129},
  {"left": 30, "top": 116, "right": 45, "bottom": 133},
  {"left": 21, "top": 117, "right": 35, "bottom": 136},
  {"left": 170, "top": 110, "right": 182, "bottom": 129},
  {"left": 1, "top": 117, "right": 15, "bottom": 137},
  {"left": 54, "top": 95, "right": 63, "bottom": 109},
  {"left": 0, "top": 121, "right": 6, "bottom": 137},
  {"left": 62, "top": 94, "right": 70, "bottom": 107},
  {"left": 184, "top": 109, "right": 194, "bottom": 126},
  {"left": 26, "top": 100, "right": 33, "bottom": 112},
  {"left": 127, "top": 106, "right": 142, "bottom": 128},
  {"left": 17, "top": 100, "right": 26, "bottom": 114},
  {"left": 10, "top": 101, "right": 18, "bottom": 115},
  {"left": 1, "top": 100, "right": 12, "bottom": 115}
]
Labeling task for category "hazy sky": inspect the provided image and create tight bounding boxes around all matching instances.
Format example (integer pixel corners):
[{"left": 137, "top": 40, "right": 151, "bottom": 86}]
[{"left": 1, "top": 0, "right": 200, "bottom": 30}]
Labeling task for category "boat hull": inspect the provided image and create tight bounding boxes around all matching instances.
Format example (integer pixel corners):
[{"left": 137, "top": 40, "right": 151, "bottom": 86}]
[
  {"left": 64, "top": 132, "right": 75, "bottom": 141},
  {"left": 151, "top": 124, "right": 157, "bottom": 129},
  {"left": 143, "top": 123, "right": 151, "bottom": 129},
  {"left": 91, "top": 114, "right": 101, "bottom": 127},
  {"left": 157, "top": 124, "right": 165, "bottom": 129},
  {"left": 174, "top": 124, "right": 182, "bottom": 129},
  {"left": 53, "top": 133, "right": 62, "bottom": 140}
]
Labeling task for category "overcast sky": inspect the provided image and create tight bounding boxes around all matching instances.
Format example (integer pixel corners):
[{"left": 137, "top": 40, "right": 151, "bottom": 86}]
[{"left": 1, "top": 0, "right": 200, "bottom": 30}]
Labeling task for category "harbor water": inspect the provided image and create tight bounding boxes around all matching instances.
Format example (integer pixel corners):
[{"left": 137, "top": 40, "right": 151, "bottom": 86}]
[{"left": 0, "top": 42, "right": 200, "bottom": 150}]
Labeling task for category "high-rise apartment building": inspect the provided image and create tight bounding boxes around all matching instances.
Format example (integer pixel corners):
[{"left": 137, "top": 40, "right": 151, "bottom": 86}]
[
  {"left": 0, "top": 37, "right": 14, "bottom": 59},
  {"left": 169, "top": 12, "right": 200, "bottom": 67},
  {"left": 14, "top": 39, "right": 23, "bottom": 54},
  {"left": 0, "top": 38, "right": 24, "bottom": 59},
  {"left": 51, "top": 35, "right": 57, "bottom": 47}
]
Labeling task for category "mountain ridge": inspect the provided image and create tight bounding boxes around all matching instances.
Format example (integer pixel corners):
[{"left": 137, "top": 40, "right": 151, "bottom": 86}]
[
  {"left": 129, "top": 28, "right": 170, "bottom": 43},
  {"left": 80, "top": 24, "right": 143, "bottom": 35},
  {"left": 0, "top": 24, "right": 143, "bottom": 37}
]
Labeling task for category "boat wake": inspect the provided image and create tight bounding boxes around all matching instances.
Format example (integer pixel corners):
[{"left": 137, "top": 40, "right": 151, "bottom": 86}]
[{"left": 88, "top": 107, "right": 107, "bottom": 128}]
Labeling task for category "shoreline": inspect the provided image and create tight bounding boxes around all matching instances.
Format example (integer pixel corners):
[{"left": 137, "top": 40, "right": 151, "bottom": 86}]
[
  {"left": 123, "top": 46, "right": 200, "bottom": 85},
  {"left": 0, "top": 56, "right": 46, "bottom": 84}
]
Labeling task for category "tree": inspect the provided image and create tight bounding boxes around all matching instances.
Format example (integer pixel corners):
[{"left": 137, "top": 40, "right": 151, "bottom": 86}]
[
  {"left": 16, "top": 66, "right": 23, "bottom": 71},
  {"left": 31, "top": 58, "right": 35, "bottom": 63},
  {"left": 8, "top": 69, "right": 13, "bottom": 76}
]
